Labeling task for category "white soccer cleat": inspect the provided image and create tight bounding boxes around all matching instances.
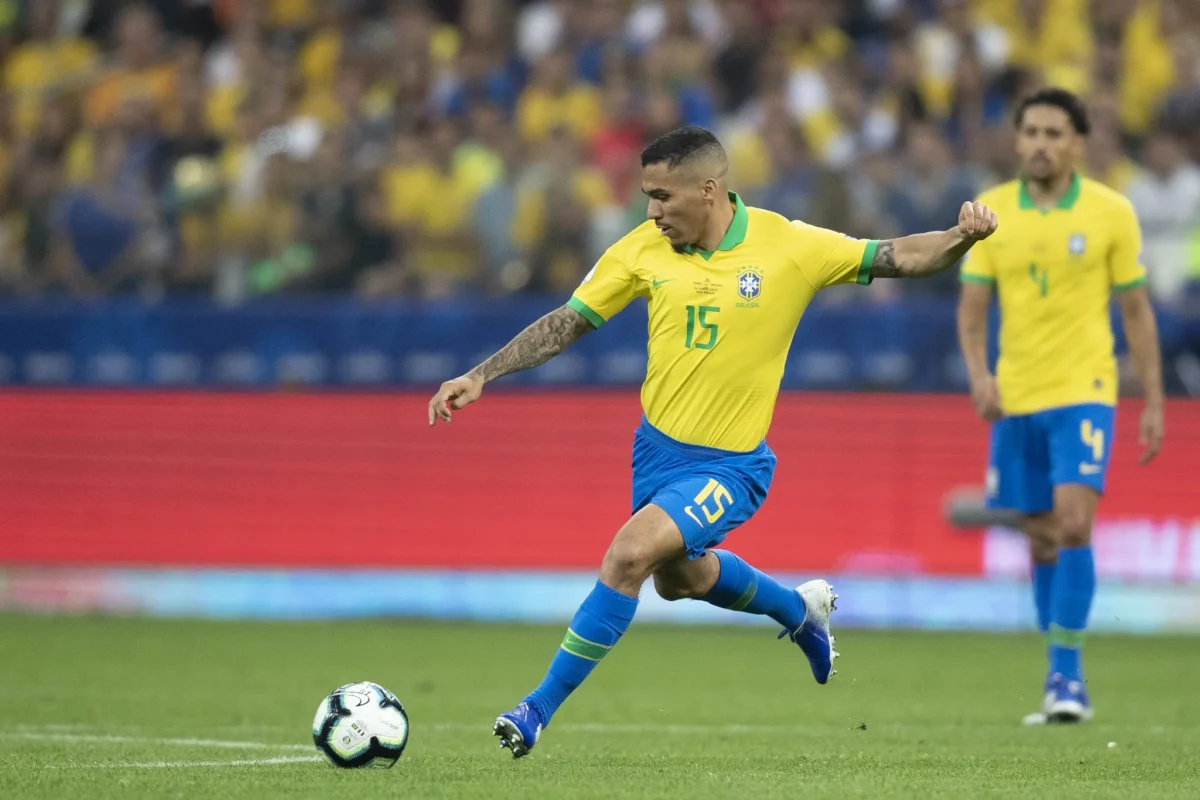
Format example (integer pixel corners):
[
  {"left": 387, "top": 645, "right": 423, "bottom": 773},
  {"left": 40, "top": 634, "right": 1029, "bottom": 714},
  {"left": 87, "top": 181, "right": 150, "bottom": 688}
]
[
  {"left": 1021, "top": 678, "right": 1058, "bottom": 725},
  {"left": 1047, "top": 676, "right": 1094, "bottom": 724},
  {"left": 1022, "top": 673, "right": 1093, "bottom": 725},
  {"left": 777, "top": 579, "right": 839, "bottom": 684}
]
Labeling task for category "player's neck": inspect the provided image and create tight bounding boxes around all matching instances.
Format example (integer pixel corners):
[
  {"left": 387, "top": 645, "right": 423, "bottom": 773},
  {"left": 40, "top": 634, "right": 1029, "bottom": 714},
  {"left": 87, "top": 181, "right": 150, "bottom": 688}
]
[
  {"left": 1023, "top": 171, "right": 1077, "bottom": 209},
  {"left": 696, "top": 198, "right": 736, "bottom": 252}
]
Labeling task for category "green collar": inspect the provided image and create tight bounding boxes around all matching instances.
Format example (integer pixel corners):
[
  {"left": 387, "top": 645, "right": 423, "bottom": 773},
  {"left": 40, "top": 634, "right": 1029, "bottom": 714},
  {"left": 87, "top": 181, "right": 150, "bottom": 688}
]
[
  {"left": 1018, "top": 172, "right": 1082, "bottom": 213},
  {"left": 683, "top": 191, "right": 748, "bottom": 260}
]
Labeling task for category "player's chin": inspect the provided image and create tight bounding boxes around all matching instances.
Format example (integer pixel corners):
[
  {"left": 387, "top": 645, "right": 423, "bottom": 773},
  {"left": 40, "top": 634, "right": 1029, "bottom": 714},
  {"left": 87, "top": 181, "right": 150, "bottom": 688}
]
[
  {"left": 1024, "top": 162, "right": 1055, "bottom": 180},
  {"left": 661, "top": 229, "right": 687, "bottom": 252}
]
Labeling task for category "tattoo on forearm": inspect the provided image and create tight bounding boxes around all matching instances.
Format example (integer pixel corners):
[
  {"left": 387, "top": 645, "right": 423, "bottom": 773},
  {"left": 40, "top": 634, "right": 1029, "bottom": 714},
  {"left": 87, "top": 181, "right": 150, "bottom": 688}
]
[
  {"left": 467, "top": 305, "right": 594, "bottom": 383},
  {"left": 872, "top": 240, "right": 899, "bottom": 278}
]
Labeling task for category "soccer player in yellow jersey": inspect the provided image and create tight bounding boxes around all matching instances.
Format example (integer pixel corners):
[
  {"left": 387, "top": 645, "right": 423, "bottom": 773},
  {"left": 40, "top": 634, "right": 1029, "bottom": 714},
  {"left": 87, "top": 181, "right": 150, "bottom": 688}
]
[
  {"left": 958, "top": 89, "right": 1165, "bottom": 725},
  {"left": 429, "top": 127, "right": 999, "bottom": 758}
]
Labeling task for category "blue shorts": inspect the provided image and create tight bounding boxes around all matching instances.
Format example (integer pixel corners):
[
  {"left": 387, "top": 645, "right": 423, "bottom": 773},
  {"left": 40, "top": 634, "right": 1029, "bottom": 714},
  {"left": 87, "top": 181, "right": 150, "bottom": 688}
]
[
  {"left": 631, "top": 417, "right": 776, "bottom": 559},
  {"left": 986, "top": 403, "right": 1115, "bottom": 515}
]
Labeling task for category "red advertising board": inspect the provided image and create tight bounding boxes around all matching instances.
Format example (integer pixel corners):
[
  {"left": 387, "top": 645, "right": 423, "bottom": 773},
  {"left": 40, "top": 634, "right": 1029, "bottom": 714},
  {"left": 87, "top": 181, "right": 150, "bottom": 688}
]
[{"left": 0, "top": 392, "right": 1195, "bottom": 575}]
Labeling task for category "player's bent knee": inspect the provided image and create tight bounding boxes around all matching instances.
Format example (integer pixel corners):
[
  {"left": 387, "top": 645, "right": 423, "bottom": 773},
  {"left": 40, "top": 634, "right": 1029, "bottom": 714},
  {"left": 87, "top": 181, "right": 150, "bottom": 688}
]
[
  {"left": 600, "top": 517, "right": 683, "bottom": 594},
  {"left": 1054, "top": 486, "right": 1098, "bottom": 548},
  {"left": 651, "top": 553, "right": 718, "bottom": 601},
  {"left": 600, "top": 536, "right": 655, "bottom": 588},
  {"left": 1023, "top": 515, "right": 1058, "bottom": 560},
  {"left": 651, "top": 573, "right": 691, "bottom": 601},
  {"left": 1029, "top": 536, "right": 1057, "bottom": 563},
  {"left": 1057, "top": 512, "right": 1092, "bottom": 547},
  {"left": 600, "top": 508, "right": 689, "bottom": 594}
]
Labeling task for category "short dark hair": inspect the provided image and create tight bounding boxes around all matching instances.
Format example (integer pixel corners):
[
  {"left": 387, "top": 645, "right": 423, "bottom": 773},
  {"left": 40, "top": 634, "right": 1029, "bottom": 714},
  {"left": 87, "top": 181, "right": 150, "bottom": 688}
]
[
  {"left": 1014, "top": 88, "right": 1091, "bottom": 135},
  {"left": 641, "top": 126, "right": 728, "bottom": 169}
]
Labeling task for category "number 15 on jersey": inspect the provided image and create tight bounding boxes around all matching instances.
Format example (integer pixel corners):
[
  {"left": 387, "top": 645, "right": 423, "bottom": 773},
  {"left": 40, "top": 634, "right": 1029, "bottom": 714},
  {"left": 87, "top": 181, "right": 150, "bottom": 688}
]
[{"left": 684, "top": 305, "right": 719, "bottom": 349}]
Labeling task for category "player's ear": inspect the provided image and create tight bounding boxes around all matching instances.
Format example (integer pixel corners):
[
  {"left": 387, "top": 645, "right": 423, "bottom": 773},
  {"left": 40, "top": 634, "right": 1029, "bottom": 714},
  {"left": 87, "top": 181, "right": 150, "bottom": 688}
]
[{"left": 702, "top": 177, "right": 718, "bottom": 203}]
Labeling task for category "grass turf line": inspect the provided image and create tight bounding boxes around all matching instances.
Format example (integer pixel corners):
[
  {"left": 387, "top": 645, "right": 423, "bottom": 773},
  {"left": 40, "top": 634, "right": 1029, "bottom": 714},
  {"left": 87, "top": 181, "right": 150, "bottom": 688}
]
[{"left": 3, "top": 615, "right": 1199, "bottom": 799}]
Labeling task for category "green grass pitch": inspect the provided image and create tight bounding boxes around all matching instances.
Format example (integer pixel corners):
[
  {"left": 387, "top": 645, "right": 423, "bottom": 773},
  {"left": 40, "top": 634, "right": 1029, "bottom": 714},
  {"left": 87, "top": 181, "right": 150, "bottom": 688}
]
[{"left": 3, "top": 615, "right": 1200, "bottom": 799}]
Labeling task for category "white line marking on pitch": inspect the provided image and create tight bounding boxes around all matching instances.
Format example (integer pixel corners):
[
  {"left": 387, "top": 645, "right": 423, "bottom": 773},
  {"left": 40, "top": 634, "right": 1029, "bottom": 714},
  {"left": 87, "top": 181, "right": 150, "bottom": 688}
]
[
  {"left": 4, "top": 732, "right": 311, "bottom": 751},
  {"left": 429, "top": 722, "right": 822, "bottom": 734},
  {"left": 61, "top": 756, "right": 325, "bottom": 769}
]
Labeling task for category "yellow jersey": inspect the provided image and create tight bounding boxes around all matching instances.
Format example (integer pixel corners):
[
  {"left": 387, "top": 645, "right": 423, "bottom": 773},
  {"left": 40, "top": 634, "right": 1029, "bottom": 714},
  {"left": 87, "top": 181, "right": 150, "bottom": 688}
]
[
  {"left": 570, "top": 192, "right": 876, "bottom": 452},
  {"left": 961, "top": 175, "right": 1146, "bottom": 415}
]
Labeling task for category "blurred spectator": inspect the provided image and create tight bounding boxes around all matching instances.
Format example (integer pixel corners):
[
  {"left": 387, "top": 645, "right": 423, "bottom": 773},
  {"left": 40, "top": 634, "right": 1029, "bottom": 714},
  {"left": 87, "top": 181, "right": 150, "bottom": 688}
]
[
  {"left": 2, "top": 156, "right": 61, "bottom": 294},
  {"left": 591, "top": 78, "right": 642, "bottom": 201},
  {"left": 573, "top": 0, "right": 626, "bottom": 85},
  {"left": 85, "top": 6, "right": 176, "bottom": 129},
  {"left": 1092, "top": 0, "right": 1177, "bottom": 137},
  {"left": 758, "top": 112, "right": 852, "bottom": 231},
  {"left": 979, "top": 0, "right": 1092, "bottom": 95},
  {"left": 1084, "top": 123, "right": 1137, "bottom": 192},
  {"left": 1157, "top": 31, "right": 1200, "bottom": 160},
  {"left": 48, "top": 132, "right": 160, "bottom": 296},
  {"left": 712, "top": 0, "right": 765, "bottom": 115},
  {"left": 627, "top": 0, "right": 725, "bottom": 51},
  {"left": 912, "top": 0, "right": 1009, "bottom": 122},
  {"left": 639, "top": 36, "right": 716, "bottom": 129},
  {"left": 517, "top": 47, "right": 602, "bottom": 145},
  {"left": 402, "top": 117, "right": 485, "bottom": 298},
  {"left": 5, "top": 0, "right": 96, "bottom": 137},
  {"left": 517, "top": 0, "right": 567, "bottom": 65},
  {"left": 1125, "top": 129, "right": 1200, "bottom": 302},
  {"left": 812, "top": 67, "right": 900, "bottom": 167},
  {"left": 474, "top": 133, "right": 524, "bottom": 289},
  {"left": 435, "top": 37, "right": 522, "bottom": 120},
  {"left": 883, "top": 123, "right": 978, "bottom": 294},
  {"left": 779, "top": 0, "right": 851, "bottom": 72},
  {"left": 514, "top": 125, "right": 614, "bottom": 292},
  {"left": 0, "top": 0, "right": 1193, "bottom": 306}
]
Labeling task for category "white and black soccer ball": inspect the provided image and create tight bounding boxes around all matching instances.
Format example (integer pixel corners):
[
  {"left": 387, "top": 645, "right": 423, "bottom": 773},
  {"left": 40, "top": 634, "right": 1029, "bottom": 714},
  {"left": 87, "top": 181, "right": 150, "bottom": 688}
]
[{"left": 312, "top": 681, "right": 409, "bottom": 768}]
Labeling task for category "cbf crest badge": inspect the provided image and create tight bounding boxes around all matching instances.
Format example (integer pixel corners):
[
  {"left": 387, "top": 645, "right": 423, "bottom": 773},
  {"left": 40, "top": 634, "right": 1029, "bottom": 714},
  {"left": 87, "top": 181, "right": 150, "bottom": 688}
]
[
  {"left": 1069, "top": 234, "right": 1087, "bottom": 256},
  {"left": 737, "top": 268, "right": 762, "bottom": 303}
]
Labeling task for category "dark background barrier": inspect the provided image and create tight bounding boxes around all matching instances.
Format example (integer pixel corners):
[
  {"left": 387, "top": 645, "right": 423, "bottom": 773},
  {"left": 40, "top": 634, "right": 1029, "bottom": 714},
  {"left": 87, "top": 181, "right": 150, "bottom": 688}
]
[{"left": 1, "top": 298, "right": 1197, "bottom": 392}]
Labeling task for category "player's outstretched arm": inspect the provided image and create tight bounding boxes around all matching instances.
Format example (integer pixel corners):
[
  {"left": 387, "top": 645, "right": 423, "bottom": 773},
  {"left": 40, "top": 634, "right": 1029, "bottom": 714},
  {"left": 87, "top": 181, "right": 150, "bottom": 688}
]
[
  {"left": 872, "top": 202, "right": 998, "bottom": 279},
  {"left": 1116, "top": 285, "right": 1165, "bottom": 463},
  {"left": 427, "top": 304, "right": 595, "bottom": 425}
]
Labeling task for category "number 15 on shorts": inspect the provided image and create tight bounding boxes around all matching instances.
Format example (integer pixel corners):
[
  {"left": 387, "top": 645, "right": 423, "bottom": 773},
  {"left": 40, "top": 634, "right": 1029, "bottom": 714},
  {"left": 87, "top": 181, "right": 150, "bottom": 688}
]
[{"left": 683, "top": 478, "right": 732, "bottom": 526}]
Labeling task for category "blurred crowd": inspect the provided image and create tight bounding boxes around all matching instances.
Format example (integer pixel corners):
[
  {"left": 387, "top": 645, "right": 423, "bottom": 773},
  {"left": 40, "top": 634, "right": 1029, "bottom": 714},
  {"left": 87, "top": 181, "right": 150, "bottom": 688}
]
[{"left": 0, "top": 0, "right": 1198, "bottom": 305}]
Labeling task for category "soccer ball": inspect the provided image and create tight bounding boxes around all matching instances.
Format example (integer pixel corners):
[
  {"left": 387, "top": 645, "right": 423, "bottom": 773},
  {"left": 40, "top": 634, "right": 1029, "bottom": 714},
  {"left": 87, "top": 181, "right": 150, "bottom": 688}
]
[{"left": 312, "top": 681, "right": 409, "bottom": 768}]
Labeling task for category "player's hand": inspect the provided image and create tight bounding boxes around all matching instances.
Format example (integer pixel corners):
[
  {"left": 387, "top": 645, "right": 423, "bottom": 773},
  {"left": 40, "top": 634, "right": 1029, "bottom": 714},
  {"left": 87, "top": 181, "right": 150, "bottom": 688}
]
[
  {"left": 957, "top": 201, "right": 999, "bottom": 242},
  {"left": 1138, "top": 403, "right": 1164, "bottom": 465},
  {"left": 969, "top": 374, "right": 1003, "bottom": 423},
  {"left": 428, "top": 374, "right": 484, "bottom": 426}
]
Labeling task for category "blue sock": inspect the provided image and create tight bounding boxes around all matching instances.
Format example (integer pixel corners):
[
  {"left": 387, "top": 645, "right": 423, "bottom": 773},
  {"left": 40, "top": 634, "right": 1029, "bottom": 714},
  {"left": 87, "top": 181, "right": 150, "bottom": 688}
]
[
  {"left": 526, "top": 580, "right": 637, "bottom": 723},
  {"left": 1049, "top": 546, "right": 1095, "bottom": 681},
  {"left": 1033, "top": 560, "right": 1056, "bottom": 633},
  {"left": 698, "top": 550, "right": 806, "bottom": 630}
]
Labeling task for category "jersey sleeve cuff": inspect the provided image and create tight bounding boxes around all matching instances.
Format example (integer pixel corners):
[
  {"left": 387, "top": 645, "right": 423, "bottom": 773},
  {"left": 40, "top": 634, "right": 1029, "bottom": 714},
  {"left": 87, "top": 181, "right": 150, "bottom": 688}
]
[
  {"left": 568, "top": 296, "right": 606, "bottom": 328},
  {"left": 1112, "top": 276, "right": 1147, "bottom": 292},
  {"left": 857, "top": 240, "right": 879, "bottom": 285},
  {"left": 960, "top": 274, "right": 996, "bottom": 285}
]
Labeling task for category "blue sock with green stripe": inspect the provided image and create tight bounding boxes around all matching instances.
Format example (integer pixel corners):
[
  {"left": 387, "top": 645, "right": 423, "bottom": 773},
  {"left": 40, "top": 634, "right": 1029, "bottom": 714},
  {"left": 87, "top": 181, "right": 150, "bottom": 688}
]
[
  {"left": 699, "top": 550, "right": 806, "bottom": 630},
  {"left": 526, "top": 581, "right": 637, "bottom": 723},
  {"left": 1049, "top": 546, "right": 1095, "bottom": 681},
  {"left": 1033, "top": 560, "right": 1056, "bottom": 633}
]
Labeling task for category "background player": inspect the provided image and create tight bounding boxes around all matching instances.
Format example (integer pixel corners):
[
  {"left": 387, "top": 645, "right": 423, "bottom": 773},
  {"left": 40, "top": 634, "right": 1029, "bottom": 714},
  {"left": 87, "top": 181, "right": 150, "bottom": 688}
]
[
  {"left": 430, "top": 126, "right": 998, "bottom": 758},
  {"left": 957, "top": 89, "right": 1165, "bottom": 725}
]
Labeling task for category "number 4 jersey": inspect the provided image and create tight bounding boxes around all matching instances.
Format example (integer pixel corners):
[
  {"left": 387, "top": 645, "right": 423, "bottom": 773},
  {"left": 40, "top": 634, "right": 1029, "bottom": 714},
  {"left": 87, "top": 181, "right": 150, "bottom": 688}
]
[
  {"left": 960, "top": 174, "right": 1147, "bottom": 416},
  {"left": 569, "top": 191, "right": 877, "bottom": 452}
]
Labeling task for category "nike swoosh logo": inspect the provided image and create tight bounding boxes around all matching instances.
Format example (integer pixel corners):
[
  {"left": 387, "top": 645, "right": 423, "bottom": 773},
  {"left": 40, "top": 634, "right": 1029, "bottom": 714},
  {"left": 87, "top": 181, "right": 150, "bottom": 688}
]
[
  {"left": 652, "top": 278, "right": 676, "bottom": 287},
  {"left": 683, "top": 506, "right": 703, "bottom": 527},
  {"left": 1079, "top": 463, "right": 1103, "bottom": 475}
]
